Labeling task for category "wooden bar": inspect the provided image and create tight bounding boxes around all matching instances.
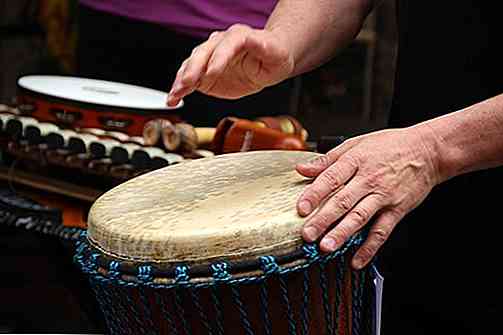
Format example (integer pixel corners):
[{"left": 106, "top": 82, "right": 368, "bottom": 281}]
[{"left": 0, "top": 166, "right": 103, "bottom": 202}]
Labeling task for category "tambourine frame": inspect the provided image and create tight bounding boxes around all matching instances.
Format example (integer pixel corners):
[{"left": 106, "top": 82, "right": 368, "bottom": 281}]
[{"left": 15, "top": 74, "right": 181, "bottom": 137}]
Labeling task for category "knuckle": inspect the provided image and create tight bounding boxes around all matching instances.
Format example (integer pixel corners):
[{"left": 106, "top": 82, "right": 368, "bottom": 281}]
[
  {"left": 320, "top": 168, "right": 341, "bottom": 188},
  {"left": 229, "top": 23, "right": 249, "bottom": 32},
  {"left": 348, "top": 207, "right": 370, "bottom": 226},
  {"left": 334, "top": 193, "right": 353, "bottom": 212},
  {"left": 190, "top": 45, "right": 201, "bottom": 56},
  {"left": 312, "top": 213, "right": 333, "bottom": 231},
  {"left": 357, "top": 245, "right": 375, "bottom": 261},
  {"left": 304, "top": 185, "right": 324, "bottom": 204},
  {"left": 370, "top": 227, "right": 389, "bottom": 245},
  {"left": 328, "top": 226, "right": 350, "bottom": 242},
  {"left": 180, "top": 73, "right": 196, "bottom": 87},
  {"left": 363, "top": 173, "right": 380, "bottom": 190},
  {"left": 387, "top": 208, "right": 403, "bottom": 222},
  {"left": 209, "top": 31, "right": 220, "bottom": 39},
  {"left": 314, "top": 155, "right": 331, "bottom": 168}
]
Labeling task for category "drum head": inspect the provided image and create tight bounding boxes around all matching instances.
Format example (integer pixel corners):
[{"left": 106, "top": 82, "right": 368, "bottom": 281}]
[
  {"left": 18, "top": 75, "right": 184, "bottom": 110},
  {"left": 88, "top": 150, "right": 320, "bottom": 264}
]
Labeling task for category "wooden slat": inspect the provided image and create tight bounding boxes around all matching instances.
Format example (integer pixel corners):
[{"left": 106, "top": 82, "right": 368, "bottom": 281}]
[{"left": 0, "top": 165, "right": 102, "bottom": 202}]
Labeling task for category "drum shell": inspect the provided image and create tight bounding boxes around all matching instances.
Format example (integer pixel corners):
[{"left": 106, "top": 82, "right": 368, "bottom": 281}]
[{"left": 87, "top": 248, "right": 373, "bottom": 335}]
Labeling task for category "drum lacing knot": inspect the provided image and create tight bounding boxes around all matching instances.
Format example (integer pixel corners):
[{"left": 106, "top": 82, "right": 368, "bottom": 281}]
[
  {"left": 72, "top": 241, "right": 88, "bottom": 268},
  {"left": 74, "top": 240, "right": 86, "bottom": 258},
  {"left": 108, "top": 261, "right": 121, "bottom": 279},
  {"left": 137, "top": 265, "right": 153, "bottom": 283},
  {"left": 259, "top": 256, "right": 279, "bottom": 275},
  {"left": 303, "top": 244, "right": 320, "bottom": 261},
  {"left": 89, "top": 253, "right": 101, "bottom": 271},
  {"left": 211, "top": 262, "right": 231, "bottom": 280},
  {"left": 175, "top": 265, "right": 190, "bottom": 283}
]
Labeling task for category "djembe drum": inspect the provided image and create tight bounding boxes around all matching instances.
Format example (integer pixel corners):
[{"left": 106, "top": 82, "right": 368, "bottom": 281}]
[{"left": 74, "top": 150, "right": 375, "bottom": 335}]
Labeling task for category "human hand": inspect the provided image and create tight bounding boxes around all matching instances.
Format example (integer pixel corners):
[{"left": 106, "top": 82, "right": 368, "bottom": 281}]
[
  {"left": 296, "top": 126, "right": 441, "bottom": 269},
  {"left": 166, "top": 24, "right": 294, "bottom": 107}
]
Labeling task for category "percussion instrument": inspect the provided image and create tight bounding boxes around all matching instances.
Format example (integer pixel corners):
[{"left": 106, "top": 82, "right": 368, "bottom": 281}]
[
  {"left": 212, "top": 117, "right": 307, "bottom": 154},
  {"left": 25, "top": 122, "right": 60, "bottom": 145},
  {"left": 4, "top": 116, "right": 38, "bottom": 140},
  {"left": 256, "top": 115, "right": 309, "bottom": 141},
  {"left": 175, "top": 122, "right": 199, "bottom": 152},
  {"left": 75, "top": 150, "right": 375, "bottom": 335},
  {"left": 16, "top": 75, "right": 183, "bottom": 137},
  {"left": 0, "top": 185, "right": 85, "bottom": 240}
]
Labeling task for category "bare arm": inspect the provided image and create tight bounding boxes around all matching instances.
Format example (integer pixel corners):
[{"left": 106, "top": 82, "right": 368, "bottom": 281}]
[
  {"left": 419, "top": 93, "right": 503, "bottom": 182},
  {"left": 295, "top": 92, "right": 503, "bottom": 269},
  {"left": 167, "top": 0, "right": 375, "bottom": 106},
  {"left": 266, "top": 0, "right": 375, "bottom": 76}
]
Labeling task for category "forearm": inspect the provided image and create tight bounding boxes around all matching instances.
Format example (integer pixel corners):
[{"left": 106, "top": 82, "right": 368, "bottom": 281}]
[
  {"left": 414, "top": 93, "right": 503, "bottom": 183},
  {"left": 265, "top": 0, "right": 374, "bottom": 77}
]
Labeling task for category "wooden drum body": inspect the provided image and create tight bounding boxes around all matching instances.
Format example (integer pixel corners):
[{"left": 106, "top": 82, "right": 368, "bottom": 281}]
[{"left": 75, "top": 151, "right": 375, "bottom": 335}]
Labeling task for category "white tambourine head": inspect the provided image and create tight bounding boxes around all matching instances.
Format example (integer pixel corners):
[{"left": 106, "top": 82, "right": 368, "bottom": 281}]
[{"left": 18, "top": 75, "right": 184, "bottom": 110}]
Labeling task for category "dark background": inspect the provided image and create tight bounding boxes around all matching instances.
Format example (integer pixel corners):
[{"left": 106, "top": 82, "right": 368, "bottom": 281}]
[{"left": 0, "top": 0, "right": 397, "bottom": 333}]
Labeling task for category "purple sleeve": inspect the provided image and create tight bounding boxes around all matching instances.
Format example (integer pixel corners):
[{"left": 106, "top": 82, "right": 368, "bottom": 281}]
[{"left": 79, "top": 0, "right": 278, "bottom": 38}]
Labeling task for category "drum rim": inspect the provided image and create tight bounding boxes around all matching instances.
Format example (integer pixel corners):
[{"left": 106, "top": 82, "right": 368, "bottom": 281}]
[
  {"left": 74, "top": 230, "right": 366, "bottom": 288},
  {"left": 16, "top": 74, "right": 183, "bottom": 115}
]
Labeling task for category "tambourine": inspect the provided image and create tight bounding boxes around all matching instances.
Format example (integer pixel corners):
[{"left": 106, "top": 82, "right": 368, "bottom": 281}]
[{"left": 15, "top": 75, "right": 184, "bottom": 137}]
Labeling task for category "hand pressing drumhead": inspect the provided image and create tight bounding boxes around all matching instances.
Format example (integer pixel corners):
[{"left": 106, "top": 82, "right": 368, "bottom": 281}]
[{"left": 296, "top": 126, "right": 442, "bottom": 270}]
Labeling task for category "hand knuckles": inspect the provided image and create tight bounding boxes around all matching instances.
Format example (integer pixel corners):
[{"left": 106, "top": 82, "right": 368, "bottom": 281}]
[
  {"left": 348, "top": 207, "right": 370, "bottom": 226},
  {"left": 328, "top": 226, "right": 350, "bottom": 242},
  {"left": 386, "top": 208, "right": 404, "bottom": 222},
  {"left": 314, "top": 155, "right": 331, "bottom": 168},
  {"left": 370, "top": 227, "right": 389, "bottom": 245},
  {"left": 357, "top": 245, "right": 376, "bottom": 261},
  {"left": 180, "top": 73, "right": 197, "bottom": 87},
  {"left": 304, "top": 186, "right": 323, "bottom": 204},
  {"left": 363, "top": 173, "right": 380, "bottom": 190},
  {"left": 320, "top": 169, "right": 342, "bottom": 188},
  {"left": 333, "top": 193, "right": 353, "bottom": 212},
  {"left": 312, "top": 213, "right": 334, "bottom": 231},
  {"left": 229, "top": 23, "right": 249, "bottom": 33}
]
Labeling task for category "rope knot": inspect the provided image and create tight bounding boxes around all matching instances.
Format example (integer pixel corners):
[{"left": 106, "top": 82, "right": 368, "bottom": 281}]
[
  {"left": 137, "top": 265, "right": 153, "bottom": 283},
  {"left": 174, "top": 265, "right": 190, "bottom": 283},
  {"left": 211, "top": 262, "right": 231, "bottom": 280},
  {"left": 259, "top": 256, "right": 279, "bottom": 274},
  {"left": 79, "top": 230, "right": 87, "bottom": 239},
  {"left": 108, "top": 261, "right": 121, "bottom": 279},
  {"left": 88, "top": 253, "right": 101, "bottom": 271},
  {"left": 303, "top": 244, "right": 320, "bottom": 260},
  {"left": 74, "top": 241, "right": 86, "bottom": 258}
]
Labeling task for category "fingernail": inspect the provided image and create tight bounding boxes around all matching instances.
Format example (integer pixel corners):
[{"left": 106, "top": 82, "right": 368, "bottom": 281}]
[
  {"left": 298, "top": 200, "right": 312, "bottom": 215},
  {"left": 320, "top": 237, "right": 337, "bottom": 252},
  {"left": 303, "top": 226, "right": 318, "bottom": 242}
]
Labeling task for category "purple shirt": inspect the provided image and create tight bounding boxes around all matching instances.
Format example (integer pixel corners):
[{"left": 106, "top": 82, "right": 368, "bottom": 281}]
[{"left": 79, "top": 0, "right": 277, "bottom": 38}]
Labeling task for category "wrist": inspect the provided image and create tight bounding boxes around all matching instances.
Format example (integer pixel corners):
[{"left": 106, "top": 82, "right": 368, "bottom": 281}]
[{"left": 409, "top": 122, "right": 451, "bottom": 185}]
